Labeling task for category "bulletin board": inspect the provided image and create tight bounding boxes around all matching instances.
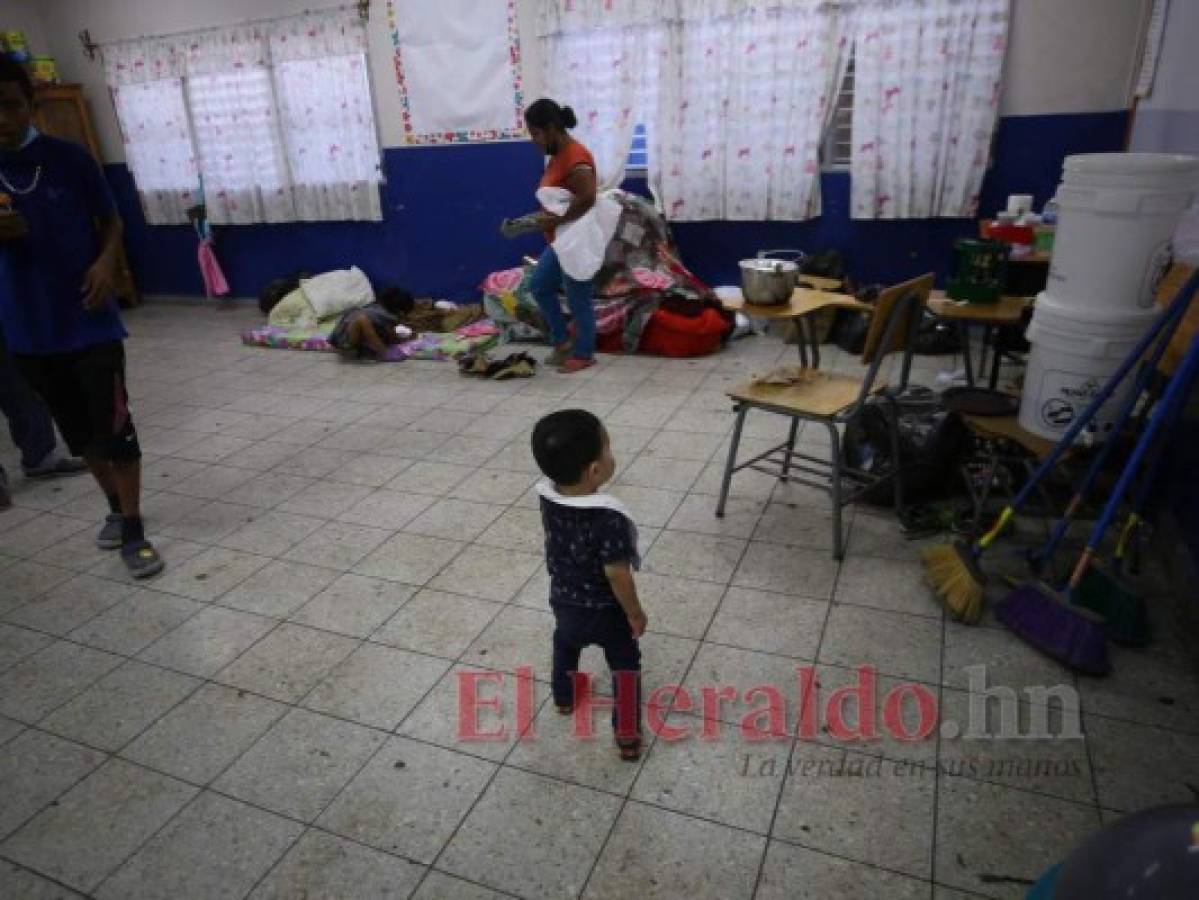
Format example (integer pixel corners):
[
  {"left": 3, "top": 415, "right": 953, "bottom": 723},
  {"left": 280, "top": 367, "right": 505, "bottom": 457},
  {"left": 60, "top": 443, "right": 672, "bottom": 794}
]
[{"left": 388, "top": 0, "right": 526, "bottom": 144}]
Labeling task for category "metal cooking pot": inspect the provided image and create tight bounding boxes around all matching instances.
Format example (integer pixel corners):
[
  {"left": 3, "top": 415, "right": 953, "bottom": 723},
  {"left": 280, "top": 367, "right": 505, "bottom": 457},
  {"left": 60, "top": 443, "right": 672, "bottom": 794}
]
[{"left": 739, "top": 249, "right": 804, "bottom": 305}]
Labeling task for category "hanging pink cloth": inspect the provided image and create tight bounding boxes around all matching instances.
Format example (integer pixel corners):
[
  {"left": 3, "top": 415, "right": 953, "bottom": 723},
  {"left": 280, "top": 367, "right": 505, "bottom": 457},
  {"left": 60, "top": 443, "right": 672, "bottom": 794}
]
[{"left": 197, "top": 238, "right": 230, "bottom": 298}]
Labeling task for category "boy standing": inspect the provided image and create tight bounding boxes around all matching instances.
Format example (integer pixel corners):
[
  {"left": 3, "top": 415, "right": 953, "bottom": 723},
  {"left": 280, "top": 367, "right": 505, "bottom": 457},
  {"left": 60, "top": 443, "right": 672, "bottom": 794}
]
[
  {"left": 0, "top": 57, "right": 162, "bottom": 576},
  {"left": 531, "top": 409, "right": 647, "bottom": 760}
]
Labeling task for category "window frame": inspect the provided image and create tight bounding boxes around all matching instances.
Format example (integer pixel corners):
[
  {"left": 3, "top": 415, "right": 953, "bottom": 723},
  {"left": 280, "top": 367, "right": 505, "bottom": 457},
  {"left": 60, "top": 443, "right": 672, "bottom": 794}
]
[
  {"left": 821, "top": 53, "right": 854, "bottom": 173},
  {"left": 625, "top": 121, "right": 649, "bottom": 175}
]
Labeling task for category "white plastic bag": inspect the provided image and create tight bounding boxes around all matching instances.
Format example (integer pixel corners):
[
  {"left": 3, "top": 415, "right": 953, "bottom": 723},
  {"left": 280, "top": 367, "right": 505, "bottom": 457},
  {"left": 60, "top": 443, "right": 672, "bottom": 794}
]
[
  {"left": 300, "top": 265, "right": 374, "bottom": 320},
  {"left": 536, "top": 187, "right": 622, "bottom": 281}
]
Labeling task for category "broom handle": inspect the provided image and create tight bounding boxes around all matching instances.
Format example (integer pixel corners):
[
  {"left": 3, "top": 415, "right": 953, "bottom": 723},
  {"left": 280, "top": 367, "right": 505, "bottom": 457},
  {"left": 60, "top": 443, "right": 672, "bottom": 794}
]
[
  {"left": 1032, "top": 296, "right": 1186, "bottom": 569},
  {"left": 1113, "top": 390, "right": 1185, "bottom": 568},
  {"left": 977, "top": 268, "right": 1199, "bottom": 552},
  {"left": 1069, "top": 331, "right": 1199, "bottom": 590}
]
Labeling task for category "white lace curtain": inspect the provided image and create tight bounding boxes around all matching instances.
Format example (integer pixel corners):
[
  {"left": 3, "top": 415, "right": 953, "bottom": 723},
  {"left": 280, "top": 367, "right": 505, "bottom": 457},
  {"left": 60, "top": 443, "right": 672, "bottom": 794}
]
[
  {"left": 103, "top": 8, "right": 381, "bottom": 225},
  {"left": 541, "top": 26, "right": 666, "bottom": 191},
  {"left": 538, "top": 0, "right": 1009, "bottom": 222},
  {"left": 656, "top": 7, "right": 850, "bottom": 220},
  {"left": 850, "top": 0, "right": 1010, "bottom": 219}
]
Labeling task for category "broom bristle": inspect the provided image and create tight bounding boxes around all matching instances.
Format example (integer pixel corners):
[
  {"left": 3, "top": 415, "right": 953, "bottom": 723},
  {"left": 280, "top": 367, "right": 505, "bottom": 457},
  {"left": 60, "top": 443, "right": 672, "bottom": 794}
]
[
  {"left": 1073, "top": 566, "right": 1152, "bottom": 647},
  {"left": 996, "top": 583, "right": 1111, "bottom": 675},
  {"left": 922, "top": 542, "right": 985, "bottom": 623}
]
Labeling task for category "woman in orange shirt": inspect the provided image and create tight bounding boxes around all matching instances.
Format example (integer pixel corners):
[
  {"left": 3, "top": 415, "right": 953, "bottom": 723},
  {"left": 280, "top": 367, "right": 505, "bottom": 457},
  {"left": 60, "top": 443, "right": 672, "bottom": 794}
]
[{"left": 525, "top": 99, "right": 598, "bottom": 374}]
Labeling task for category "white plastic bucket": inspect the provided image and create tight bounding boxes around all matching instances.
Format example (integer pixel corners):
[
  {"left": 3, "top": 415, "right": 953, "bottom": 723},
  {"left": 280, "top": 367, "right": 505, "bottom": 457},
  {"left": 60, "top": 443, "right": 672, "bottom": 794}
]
[
  {"left": 1017, "top": 292, "right": 1161, "bottom": 442},
  {"left": 1047, "top": 153, "right": 1199, "bottom": 315}
]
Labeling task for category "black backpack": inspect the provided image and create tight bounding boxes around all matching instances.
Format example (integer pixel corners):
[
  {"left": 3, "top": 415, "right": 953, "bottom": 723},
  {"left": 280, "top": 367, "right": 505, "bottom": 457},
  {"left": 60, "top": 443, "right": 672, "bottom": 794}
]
[{"left": 842, "top": 386, "right": 968, "bottom": 506}]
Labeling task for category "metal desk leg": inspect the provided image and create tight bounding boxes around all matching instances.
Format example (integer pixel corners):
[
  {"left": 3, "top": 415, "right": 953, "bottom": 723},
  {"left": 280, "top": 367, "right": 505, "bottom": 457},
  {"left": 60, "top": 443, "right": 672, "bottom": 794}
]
[
  {"left": 980, "top": 325, "right": 994, "bottom": 389},
  {"left": 795, "top": 319, "right": 809, "bottom": 368},
  {"left": 959, "top": 323, "right": 974, "bottom": 386},
  {"left": 807, "top": 317, "right": 821, "bottom": 370},
  {"left": 988, "top": 338, "right": 1003, "bottom": 390}
]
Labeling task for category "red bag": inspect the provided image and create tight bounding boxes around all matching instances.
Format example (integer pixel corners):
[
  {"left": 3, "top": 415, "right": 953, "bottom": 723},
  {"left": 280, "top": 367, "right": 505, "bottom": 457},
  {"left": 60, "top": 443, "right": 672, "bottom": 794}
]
[
  {"left": 638, "top": 306, "right": 730, "bottom": 358},
  {"left": 596, "top": 329, "right": 625, "bottom": 353}
]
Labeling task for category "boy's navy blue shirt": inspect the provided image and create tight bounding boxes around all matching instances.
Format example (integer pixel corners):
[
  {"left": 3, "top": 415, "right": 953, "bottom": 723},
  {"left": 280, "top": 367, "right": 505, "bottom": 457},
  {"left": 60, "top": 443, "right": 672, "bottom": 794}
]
[
  {"left": 539, "top": 494, "right": 638, "bottom": 610},
  {"left": 0, "top": 132, "right": 127, "bottom": 355}
]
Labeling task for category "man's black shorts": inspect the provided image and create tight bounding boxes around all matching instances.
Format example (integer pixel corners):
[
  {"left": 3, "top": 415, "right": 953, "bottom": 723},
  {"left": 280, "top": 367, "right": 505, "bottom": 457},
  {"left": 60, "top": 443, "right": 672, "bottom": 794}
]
[{"left": 16, "top": 341, "right": 141, "bottom": 462}]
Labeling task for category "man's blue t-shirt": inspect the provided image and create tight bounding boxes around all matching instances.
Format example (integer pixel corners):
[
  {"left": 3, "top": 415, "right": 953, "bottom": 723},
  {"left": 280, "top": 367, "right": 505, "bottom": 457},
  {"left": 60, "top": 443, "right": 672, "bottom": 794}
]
[{"left": 0, "top": 133, "right": 127, "bottom": 355}]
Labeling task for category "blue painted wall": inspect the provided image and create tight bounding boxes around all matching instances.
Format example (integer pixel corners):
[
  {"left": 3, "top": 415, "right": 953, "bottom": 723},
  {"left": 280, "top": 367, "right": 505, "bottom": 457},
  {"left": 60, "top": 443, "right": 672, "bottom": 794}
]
[
  {"left": 108, "top": 141, "right": 548, "bottom": 302},
  {"left": 106, "top": 110, "right": 1128, "bottom": 301}
]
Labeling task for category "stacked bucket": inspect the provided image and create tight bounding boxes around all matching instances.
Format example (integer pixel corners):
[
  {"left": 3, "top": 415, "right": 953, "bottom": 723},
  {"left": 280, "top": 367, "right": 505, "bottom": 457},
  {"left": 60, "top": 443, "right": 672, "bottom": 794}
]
[{"left": 1018, "top": 153, "right": 1199, "bottom": 441}]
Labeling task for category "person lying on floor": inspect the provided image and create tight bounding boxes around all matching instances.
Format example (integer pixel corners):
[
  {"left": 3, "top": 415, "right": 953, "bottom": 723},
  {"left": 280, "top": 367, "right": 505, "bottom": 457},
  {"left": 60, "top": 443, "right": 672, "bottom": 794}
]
[{"left": 327, "top": 287, "right": 415, "bottom": 361}]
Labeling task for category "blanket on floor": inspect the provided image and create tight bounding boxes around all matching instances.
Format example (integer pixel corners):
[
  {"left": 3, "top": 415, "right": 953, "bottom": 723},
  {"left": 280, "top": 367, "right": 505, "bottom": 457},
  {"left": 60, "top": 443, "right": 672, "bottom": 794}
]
[
  {"left": 481, "top": 191, "right": 729, "bottom": 354},
  {"left": 240, "top": 320, "right": 500, "bottom": 361}
]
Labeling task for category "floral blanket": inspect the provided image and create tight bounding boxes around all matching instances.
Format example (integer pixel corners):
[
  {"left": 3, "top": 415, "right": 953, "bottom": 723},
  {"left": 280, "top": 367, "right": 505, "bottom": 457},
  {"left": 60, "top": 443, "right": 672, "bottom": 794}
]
[
  {"left": 482, "top": 191, "right": 725, "bottom": 353},
  {"left": 240, "top": 321, "right": 500, "bottom": 361}
]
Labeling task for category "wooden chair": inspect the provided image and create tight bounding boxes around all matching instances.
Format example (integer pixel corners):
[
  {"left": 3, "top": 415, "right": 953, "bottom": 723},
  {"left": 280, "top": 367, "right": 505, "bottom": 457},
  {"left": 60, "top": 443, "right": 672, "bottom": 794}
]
[{"left": 716, "top": 273, "right": 936, "bottom": 559}]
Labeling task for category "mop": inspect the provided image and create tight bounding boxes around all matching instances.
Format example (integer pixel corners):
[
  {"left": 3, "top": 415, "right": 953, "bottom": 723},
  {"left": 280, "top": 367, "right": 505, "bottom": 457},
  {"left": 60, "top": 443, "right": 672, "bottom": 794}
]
[
  {"left": 995, "top": 330, "right": 1199, "bottom": 673},
  {"left": 922, "top": 267, "right": 1199, "bottom": 623}
]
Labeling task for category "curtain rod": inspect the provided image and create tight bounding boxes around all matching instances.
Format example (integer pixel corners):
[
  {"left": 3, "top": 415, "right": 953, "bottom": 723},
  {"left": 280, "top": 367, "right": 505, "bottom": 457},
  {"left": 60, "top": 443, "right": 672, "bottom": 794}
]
[{"left": 82, "top": 0, "right": 368, "bottom": 56}]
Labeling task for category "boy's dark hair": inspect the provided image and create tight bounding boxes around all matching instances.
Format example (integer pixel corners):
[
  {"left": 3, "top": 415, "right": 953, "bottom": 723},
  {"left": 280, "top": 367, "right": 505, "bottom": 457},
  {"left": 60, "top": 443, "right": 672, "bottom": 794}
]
[
  {"left": 378, "top": 286, "right": 415, "bottom": 316},
  {"left": 531, "top": 409, "right": 603, "bottom": 485},
  {"left": 0, "top": 55, "right": 34, "bottom": 102}
]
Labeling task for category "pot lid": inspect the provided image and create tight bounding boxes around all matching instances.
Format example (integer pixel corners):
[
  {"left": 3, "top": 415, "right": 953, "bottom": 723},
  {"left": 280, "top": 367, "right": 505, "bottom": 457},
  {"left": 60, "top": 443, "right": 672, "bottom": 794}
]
[{"left": 740, "top": 258, "right": 799, "bottom": 273}]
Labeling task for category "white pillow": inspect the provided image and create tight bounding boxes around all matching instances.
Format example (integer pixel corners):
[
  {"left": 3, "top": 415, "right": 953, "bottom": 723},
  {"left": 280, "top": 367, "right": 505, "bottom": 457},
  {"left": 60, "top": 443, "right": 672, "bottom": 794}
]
[{"left": 300, "top": 266, "right": 374, "bottom": 319}]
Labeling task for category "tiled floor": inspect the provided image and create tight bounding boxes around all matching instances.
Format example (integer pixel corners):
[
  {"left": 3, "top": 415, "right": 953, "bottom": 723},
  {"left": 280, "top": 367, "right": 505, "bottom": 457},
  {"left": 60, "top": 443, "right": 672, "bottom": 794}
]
[{"left": 1, "top": 301, "right": 1197, "bottom": 899}]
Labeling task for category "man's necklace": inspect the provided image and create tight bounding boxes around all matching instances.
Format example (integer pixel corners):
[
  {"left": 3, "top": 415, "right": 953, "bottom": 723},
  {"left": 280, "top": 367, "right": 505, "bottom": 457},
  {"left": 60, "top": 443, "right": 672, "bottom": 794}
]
[{"left": 0, "top": 165, "right": 42, "bottom": 196}]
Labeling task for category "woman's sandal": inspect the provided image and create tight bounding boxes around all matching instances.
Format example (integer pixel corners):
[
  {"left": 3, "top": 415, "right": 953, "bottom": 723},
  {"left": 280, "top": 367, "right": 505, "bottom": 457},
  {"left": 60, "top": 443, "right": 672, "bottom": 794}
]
[
  {"left": 546, "top": 342, "right": 573, "bottom": 367},
  {"left": 558, "top": 356, "right": 595, "bottom": 374}
]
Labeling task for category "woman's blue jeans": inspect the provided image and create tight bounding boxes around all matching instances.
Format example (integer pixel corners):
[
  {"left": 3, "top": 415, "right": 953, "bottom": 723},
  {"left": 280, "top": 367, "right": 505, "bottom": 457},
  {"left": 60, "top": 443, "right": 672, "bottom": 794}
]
[{"left": 529, "top": 246, "right": 596, "bottom": 360}]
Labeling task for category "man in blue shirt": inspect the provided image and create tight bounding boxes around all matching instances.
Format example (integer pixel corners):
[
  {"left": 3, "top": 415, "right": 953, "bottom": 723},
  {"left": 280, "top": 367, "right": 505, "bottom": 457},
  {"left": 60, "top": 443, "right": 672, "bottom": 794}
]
[{"left": 0, "top": 57, "right": 162, "bottom": 576}]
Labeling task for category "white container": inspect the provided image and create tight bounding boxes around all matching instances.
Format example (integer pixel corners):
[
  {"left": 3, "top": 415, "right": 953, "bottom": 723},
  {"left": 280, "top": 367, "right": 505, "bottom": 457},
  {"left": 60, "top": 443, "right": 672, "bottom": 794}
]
[
  {"left": 1048, "top": 153, "right": 1199, "bottom": 315},
  {"left": 1007, "top": 193, "right": 1033, "bottom": 215},
  {"left": 1018, "top": 292, "right": 1160, "bottom": 442}
]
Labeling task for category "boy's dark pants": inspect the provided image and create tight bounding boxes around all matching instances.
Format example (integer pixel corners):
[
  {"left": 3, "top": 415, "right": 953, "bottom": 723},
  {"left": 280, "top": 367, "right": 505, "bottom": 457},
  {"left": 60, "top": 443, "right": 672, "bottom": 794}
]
[{"left": 551, "top": 604, "right": 641, "bottom": 742}]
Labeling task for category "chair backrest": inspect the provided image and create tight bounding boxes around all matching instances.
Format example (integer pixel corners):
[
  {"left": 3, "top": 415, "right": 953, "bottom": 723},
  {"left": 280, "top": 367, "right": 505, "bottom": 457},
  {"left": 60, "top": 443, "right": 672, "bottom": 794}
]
[{"left": 860, "top": 272, "right": 936, "bottom": 365}]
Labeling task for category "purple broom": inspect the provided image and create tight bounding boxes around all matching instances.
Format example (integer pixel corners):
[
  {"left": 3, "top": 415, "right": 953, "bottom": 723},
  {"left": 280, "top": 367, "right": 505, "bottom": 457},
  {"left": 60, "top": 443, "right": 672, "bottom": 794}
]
[{"left": 996, "top": 330, "right": 1199, "bottom": 676}]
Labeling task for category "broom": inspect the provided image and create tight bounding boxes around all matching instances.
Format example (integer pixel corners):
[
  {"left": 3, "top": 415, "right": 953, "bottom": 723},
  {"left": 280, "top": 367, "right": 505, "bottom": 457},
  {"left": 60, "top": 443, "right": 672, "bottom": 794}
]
[
  {"left": 1071, "top": 363, "right": 1192, "bottom": 646},
  {"left": 923, "top": 268, "right": 1199, "bottom": 623},
  {"left": 996, "top": 331, "right": 1199, "bottom": 673},
  {"left": 1109, "top": 388, "right": 1183, "bottom": 578},
  {"left": 1025, "top": 293, "right": 1186, "bottom": 579}
]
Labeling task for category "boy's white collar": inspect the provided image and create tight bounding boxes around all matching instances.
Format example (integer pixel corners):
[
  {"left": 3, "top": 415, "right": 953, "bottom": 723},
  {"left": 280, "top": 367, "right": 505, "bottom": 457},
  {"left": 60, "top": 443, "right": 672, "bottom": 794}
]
[{"left": 535, "top": 480, "right": 632, "bottom": 519}]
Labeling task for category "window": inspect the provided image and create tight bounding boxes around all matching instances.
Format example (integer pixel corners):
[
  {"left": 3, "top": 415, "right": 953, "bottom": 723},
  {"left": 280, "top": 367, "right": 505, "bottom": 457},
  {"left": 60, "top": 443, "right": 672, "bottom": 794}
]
[
  {"left": 110, "top": 79, "right": 196, "bottom": 192},
  {"left": 274, "top": 55, "right": 377, "bottom": 188},
  {"left": 822, "top": 55, "right": 854, "bottom": 171},
  {"left": 626, "top": 122, "right": 648, "bottom": 172},
  {"left": 186, "top": 68, "right": 289, "bottom": 195},
  {"left": 622, "top": 62, "right": 852, "bottom": 179},
  {"left": 103, "top": 9, "right": 381, "bottom": 225}
]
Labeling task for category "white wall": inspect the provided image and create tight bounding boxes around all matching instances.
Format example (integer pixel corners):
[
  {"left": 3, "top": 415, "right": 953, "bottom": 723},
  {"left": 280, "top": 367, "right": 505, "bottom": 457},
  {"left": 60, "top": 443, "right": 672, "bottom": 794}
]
[
  {"left": 1129, "top": 0, "right": 1199, "bottom": 261},
  {"left": 32, "top": 0, "right": 545, "bottom": 163},
  {"left": 1, "top": 0, "right": 51, "bottom": 58},
  {"left": 1001, "top": 0, "right": 1146, "bottom": 116},
  {"left": 1137, "top": 0, "right": 1199, "bottom": 114},
  {"left": 25, "top": 0, "right": 1143, "bottom": 164}
]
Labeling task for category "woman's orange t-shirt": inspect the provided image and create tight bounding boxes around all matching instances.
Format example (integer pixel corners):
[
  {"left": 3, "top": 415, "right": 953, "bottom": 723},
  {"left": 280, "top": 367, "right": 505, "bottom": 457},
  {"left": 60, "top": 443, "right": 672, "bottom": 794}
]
[{"left": 539, "top": 139, "right": 596, "bottom": 241}]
